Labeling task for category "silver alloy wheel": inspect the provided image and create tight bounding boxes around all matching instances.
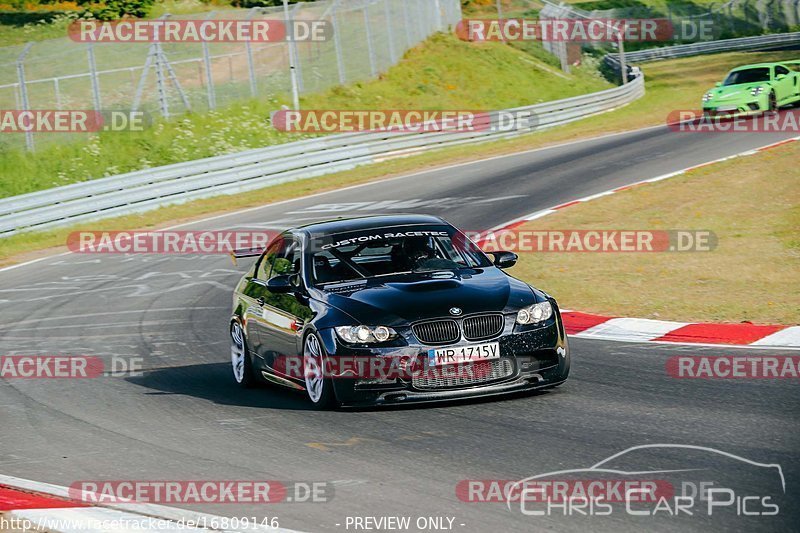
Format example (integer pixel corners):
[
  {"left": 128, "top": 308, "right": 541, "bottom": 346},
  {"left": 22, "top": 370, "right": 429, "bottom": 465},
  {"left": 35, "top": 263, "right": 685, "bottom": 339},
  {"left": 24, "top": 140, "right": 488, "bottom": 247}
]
[
  {"left": 231, "top": 322, "right": 246, "bottom": 383},
  {"left": 304, "top": 334, "right": 324, "bottom": 403}
]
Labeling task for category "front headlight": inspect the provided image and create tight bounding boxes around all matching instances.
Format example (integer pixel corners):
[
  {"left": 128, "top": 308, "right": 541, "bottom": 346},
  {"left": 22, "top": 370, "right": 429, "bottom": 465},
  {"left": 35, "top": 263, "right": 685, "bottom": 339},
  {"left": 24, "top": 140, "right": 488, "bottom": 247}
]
[
  {"left": 702, "top": 92, "right": 714, "bottom": 102},
  {"left": 750, "top": 86, "right": 764, "bottom": 97},
  {"left": 516, "top": 301, "right": 553, "bottom": 325},
  {"left": 335, "top": 325, "right": 398, "bottom": 344}
]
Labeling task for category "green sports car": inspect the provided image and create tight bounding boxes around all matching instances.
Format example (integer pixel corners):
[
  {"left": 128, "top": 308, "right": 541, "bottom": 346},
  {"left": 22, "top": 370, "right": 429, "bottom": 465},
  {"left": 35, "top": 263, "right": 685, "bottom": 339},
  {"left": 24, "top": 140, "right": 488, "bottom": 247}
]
[{"left": 702, "top": 61, "right": 800, "bottom": 117}]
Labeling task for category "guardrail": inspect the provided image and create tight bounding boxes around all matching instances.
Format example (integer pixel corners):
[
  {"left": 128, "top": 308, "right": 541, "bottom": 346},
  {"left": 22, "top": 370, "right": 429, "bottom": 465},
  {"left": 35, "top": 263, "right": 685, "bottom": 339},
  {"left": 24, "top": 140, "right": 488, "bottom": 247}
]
[
  {"left": 0, "top": 75, "right": 644, "bottom": 237},
  {"left": 607, "top": 32, "right": 800, "bottom": 66},
  {"left": 5, "top": 30, "right": 798, "bottom": 238}
]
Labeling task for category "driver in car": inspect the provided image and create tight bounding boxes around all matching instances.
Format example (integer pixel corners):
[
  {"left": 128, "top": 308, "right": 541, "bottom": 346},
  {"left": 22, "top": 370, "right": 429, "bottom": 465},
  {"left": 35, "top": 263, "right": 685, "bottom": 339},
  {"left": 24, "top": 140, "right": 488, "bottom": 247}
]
[{"left": 401, "top": 237, "right": 458, "bottom": 271}]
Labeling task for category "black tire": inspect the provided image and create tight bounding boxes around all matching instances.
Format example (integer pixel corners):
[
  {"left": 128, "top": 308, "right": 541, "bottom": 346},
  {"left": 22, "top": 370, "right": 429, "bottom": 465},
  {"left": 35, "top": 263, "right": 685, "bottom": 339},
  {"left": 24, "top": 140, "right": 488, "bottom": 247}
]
[
  {"left": 303, "top": 332, "right": 338, "bottom": 409},
  {"left": 230, "top": 321, "right": 256, "bottom": 388},
  {"left": 768, "top": 91, "right": 778, "bottom": 113}
]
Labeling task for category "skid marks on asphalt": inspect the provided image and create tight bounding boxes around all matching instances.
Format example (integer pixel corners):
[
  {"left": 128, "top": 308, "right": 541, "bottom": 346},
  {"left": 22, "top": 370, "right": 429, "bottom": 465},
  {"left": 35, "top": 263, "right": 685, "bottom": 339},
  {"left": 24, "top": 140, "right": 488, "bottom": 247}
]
[
  {"left": 0, "top": 307, "right": 228, "bottom": 330},
  {"left": 46, "top": 254, "right": 221, "bottom": 267},
  {"left": 286, "top": 195, "right": 526, "bottom": 215},
  {"left": 0, "top": 269, "right": 242, "bottom": 305},
  {"left": 306, "top": 430, "right": 449, "bottom": 452}
]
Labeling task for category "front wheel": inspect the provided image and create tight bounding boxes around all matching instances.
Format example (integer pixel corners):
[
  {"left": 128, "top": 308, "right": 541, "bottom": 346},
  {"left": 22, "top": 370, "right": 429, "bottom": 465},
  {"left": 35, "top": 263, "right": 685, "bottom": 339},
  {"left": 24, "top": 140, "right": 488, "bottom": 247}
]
[
  {"left": 231, "top": 321, "right": 256, "bottom": 388},
  {"left": 768, "top": 91, "right": 778, "bottom": 112},
  {"left": 303, "top": 332, "right": 337, "bottom": 409}
]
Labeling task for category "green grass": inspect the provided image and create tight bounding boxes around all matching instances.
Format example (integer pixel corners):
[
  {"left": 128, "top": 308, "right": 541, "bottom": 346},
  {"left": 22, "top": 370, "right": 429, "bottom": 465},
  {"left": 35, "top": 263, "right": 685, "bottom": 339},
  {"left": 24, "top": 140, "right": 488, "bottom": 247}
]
[
  {"left": 0, "top": 32, "right": 611, "bottom": 198},
  {"left": 149, "top": 0, "right": 235, "bottom": 18},
  {"left": 512, "top": 141, "right": 800, "bottom": 324},
  {"left": 0, "top": 12, "right": 76, "bottom": 47},
  {"left": 1, "top": 49, "right": 795, "bottom": 268},
  {"left": 505, "top": 49, "right": 800, "bottom": 137}
]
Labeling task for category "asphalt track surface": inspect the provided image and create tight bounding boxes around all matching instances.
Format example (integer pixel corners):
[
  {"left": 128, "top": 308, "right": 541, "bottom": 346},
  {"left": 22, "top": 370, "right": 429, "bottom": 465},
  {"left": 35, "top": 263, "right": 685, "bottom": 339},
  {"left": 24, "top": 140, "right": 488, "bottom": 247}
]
[{"left": 1, "top": 122, "right": 798, "bottom": 532}]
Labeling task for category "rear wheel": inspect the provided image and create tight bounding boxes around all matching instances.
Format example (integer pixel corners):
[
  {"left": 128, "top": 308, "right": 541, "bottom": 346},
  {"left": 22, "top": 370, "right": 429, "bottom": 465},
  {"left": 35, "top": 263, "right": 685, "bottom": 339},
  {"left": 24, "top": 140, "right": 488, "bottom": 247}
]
[
  {"left": 303, "top": 333, "right": 337, "bottom": 409},
  {"left": 231, "top": 322, "right": 256, "bottom": 388}
]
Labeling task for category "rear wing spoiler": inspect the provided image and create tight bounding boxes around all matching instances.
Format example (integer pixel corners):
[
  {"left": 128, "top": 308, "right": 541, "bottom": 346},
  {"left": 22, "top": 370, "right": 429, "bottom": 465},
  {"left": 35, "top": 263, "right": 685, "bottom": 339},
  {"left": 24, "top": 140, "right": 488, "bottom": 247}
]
[{"left": 229, "top": 247, "right": 264, "bottom": 266}]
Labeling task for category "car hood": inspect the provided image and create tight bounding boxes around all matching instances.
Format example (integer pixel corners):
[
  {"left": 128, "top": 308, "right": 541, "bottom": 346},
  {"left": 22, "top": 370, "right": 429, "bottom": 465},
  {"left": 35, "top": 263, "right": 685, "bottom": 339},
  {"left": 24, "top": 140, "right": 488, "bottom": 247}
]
[
  {"left": 317, "top": 268, "right": 537, "bottom": 325},
  {"left": 706, "top": 82, "right": 765, "bottom": 101}
]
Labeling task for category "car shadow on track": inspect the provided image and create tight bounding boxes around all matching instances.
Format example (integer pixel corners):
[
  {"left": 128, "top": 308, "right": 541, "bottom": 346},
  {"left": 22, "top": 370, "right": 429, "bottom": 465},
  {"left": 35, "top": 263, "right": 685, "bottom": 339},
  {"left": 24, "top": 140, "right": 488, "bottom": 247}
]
[
  {"left": 342, "top": 387, "right": 561, "bottom": 413},
  {"left": 125, "top": 362, "right": 317, "bottom": 411},
  {"left": 125, "top": 362, "right": 565, "bottom": 412}
]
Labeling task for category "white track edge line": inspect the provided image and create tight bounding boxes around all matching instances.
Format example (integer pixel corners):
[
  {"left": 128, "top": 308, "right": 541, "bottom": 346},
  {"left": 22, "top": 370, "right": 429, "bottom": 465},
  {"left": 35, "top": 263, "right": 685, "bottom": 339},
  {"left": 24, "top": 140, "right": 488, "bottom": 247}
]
[{"left": 0, "top": 473, "right": 303, "bottom": 533}]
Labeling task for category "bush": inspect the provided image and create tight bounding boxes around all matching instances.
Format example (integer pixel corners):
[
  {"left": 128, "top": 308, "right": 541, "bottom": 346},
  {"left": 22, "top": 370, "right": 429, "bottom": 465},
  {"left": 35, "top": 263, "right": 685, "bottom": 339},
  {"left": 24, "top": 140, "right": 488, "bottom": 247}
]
[
  {"left": 83, "top": 0, "right": 155, "bottom": 20},
  {"left": 0, "top": 0, "right": 155, "bottom": 20},
  {"left": 231, "top": 0, "right": 297, "bottom": 7}
]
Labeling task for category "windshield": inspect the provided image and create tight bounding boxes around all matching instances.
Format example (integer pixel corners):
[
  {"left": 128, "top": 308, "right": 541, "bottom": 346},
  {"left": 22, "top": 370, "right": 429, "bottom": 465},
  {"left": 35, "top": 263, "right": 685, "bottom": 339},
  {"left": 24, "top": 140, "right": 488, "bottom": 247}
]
[
  {"left": 309, "top": 225, "right": 492, "bottom": 285},
  {"left": 723, "top": 67, "right": 770, "bottom": 86}
]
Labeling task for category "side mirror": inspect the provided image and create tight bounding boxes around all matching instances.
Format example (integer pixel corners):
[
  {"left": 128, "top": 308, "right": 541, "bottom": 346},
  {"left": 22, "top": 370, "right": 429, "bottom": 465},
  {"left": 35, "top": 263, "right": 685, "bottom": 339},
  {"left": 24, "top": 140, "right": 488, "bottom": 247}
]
[
  {"left": 489, "top": 251, "right": 518, "bottom": 269},
  {"left": 776, "top": 74, "right": 787, "bottom": 81},
  {"left": 267, "top": 275, "right": 293, "bottom": 294},
  {"left": 715, "top": 82, "right": 722, "bottom": 87}
]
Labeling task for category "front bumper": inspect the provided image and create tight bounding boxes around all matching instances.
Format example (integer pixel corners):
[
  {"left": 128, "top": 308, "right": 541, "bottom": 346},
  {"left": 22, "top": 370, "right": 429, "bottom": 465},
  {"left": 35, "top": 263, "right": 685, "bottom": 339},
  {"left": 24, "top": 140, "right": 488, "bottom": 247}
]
[
  {"left": 317, "top": 313, "right": 570, "bottom": 407},
  {"left": 702, "top": 100, "right": 765, "bottom": 117}
]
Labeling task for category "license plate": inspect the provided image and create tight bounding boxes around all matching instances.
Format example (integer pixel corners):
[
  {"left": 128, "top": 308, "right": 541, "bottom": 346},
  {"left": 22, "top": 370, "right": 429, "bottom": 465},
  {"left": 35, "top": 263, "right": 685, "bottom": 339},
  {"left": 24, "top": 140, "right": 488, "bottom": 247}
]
[{"left": 427, "top": 342, "right": 500, "bottom": 366}]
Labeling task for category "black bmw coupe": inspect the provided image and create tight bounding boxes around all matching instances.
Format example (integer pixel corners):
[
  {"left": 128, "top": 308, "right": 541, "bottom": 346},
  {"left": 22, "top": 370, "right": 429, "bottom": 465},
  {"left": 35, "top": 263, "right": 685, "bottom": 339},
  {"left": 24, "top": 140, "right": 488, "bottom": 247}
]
[{"left": 230, "top": 214, "right": 569, "bottom": 408}]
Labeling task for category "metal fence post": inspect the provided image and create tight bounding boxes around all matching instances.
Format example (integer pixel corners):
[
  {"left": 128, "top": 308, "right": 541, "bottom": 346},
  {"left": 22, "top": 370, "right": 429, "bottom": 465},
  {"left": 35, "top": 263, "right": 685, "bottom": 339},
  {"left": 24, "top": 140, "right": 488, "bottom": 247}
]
[
  {"left": 364, "top": 1, "right": 378, "bottom": 77},
  {"left": 160, "top": 47, "right": 191, "bottom": 112},
  {"left": 496, "top": 0, "right": 505, "bottom": 42},
  {"left": 87, "top": 44, "right": 102, "bottom": 111},
  {"left": 16, "top": 42, "right": 34, "bottom": 152},
  {"left": 728, "top": 2, "right": 735, "bottom": 34},
  {"left": 283, "top": 0, "right": 301, "bottom": 110},
  {"left": 422, "top": 0, "right": 431, "bottom": 37},
  {"left": 132, "top": 44, "right": 154, "bottom": 113},
  {"left": 433, "top": 0, "right": 443, "bottom": 31},
  {"left": 154, "top": 43, "right": 170, "bottom": 118},
  {"left": 53, "top": 78, "right": 61, "bottom": 110},
  {"left": 245, "top": 7, "right": 259, "bottom": 98},
  {"left": 384, "top": 0, "right": 397, "bottom": 64},
  {"left": 202, "top": 12, "right": 217, "bottom": 110},
  {"left": 796, "top": 0, "right": 800, "bottom": 27},
  {"left": 402, "top": 0, "right": 413, "bottom": 48},
  {"left": 292, "top": 3, "right": 305, "bottom": 93},
  {"left": 425, "top": 0, "right": 434, "bottom": 36},
  {"left": 331, "top": 0, "right": 347, "bottom": 84},
  {"left": 414, "top": 0, "right": 423, "bottom": 43}
]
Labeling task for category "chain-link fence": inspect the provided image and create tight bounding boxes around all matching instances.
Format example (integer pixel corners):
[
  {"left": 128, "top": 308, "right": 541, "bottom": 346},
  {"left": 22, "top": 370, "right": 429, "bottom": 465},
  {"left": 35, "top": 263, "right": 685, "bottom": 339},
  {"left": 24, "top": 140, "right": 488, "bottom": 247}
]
[
  {"left": 538, "top": 0, "right": 800, "bottom": 75},
  {"left": 0, "top": 0, "right": 462, "bottom": 152}
]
